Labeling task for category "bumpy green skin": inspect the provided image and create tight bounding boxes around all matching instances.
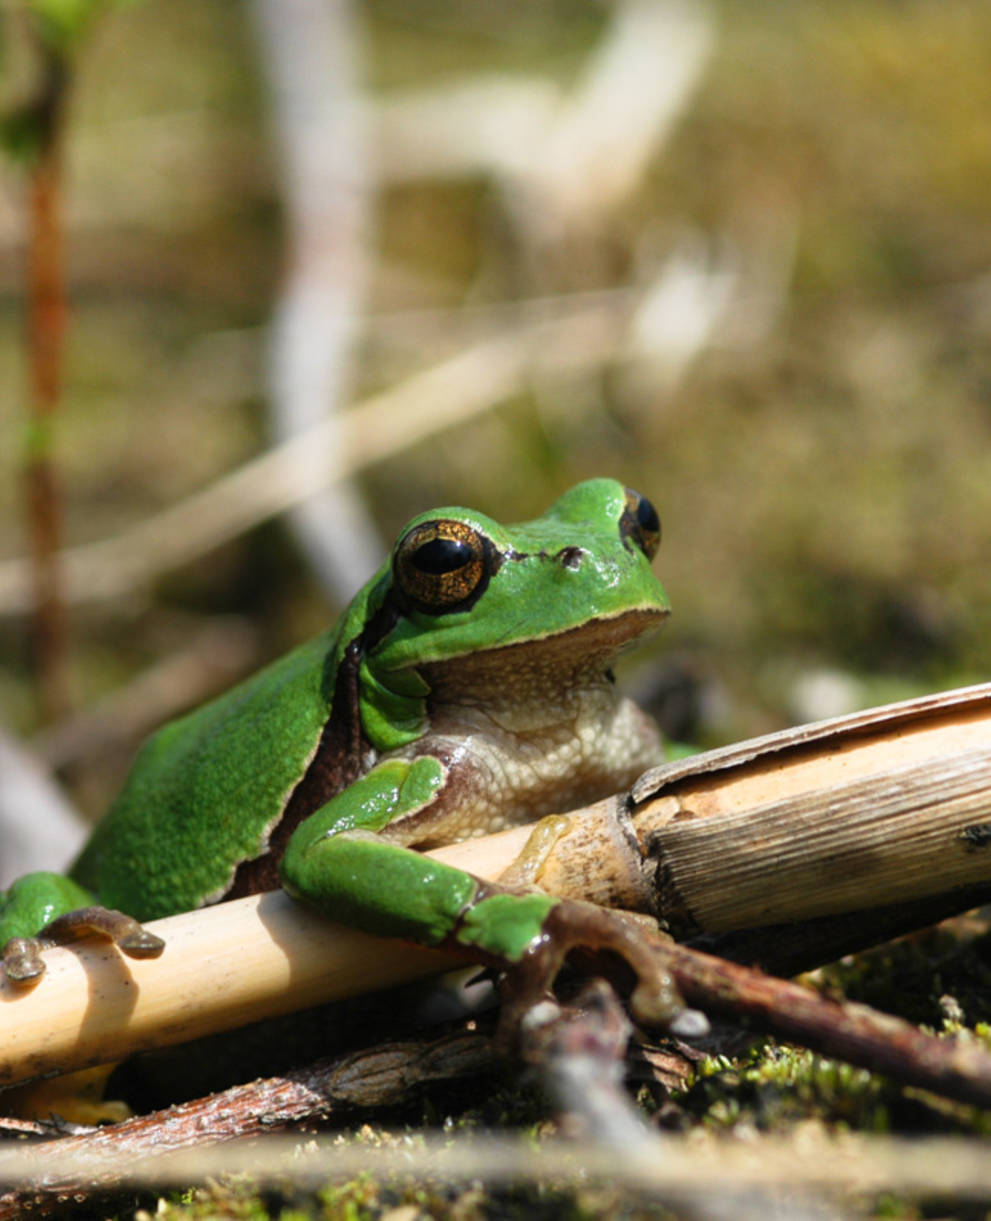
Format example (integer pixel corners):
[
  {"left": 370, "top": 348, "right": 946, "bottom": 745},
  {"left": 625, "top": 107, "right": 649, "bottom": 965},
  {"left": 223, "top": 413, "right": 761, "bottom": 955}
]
[
  {"left": 73, "top": 631, "right": 336, "bottom": 919},
  {"left": 0, "top": 479, "right": 669, "bottom": 971}
]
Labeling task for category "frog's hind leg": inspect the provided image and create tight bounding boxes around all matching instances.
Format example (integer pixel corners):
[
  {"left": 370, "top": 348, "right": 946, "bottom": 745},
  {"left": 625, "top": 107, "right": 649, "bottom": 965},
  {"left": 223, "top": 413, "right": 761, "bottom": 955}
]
[{"left": 0, "top": 872, "right": 163, "bottom": 983}]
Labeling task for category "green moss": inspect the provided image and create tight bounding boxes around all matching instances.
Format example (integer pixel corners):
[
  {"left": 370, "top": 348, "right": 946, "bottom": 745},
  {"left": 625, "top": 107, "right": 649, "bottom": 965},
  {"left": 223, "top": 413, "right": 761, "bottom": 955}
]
[
  {"left": 680, "top": 1042, "right": 892, "bottom": 1133},
  {"left": 818, "top": 919, "right": 991, "bottom": 1031}
]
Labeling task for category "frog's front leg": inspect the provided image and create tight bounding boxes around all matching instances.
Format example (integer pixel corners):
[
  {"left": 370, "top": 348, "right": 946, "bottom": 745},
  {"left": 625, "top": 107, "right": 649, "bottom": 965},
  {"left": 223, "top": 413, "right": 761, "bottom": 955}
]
[
  {"left": 280, "top": 755, "right": 491, "bottom": 947},
  {"left": 280, "top": 761, "right": 700, "bottom": 1036},
  {"left": 0, "top": 872, "right": 164, "bottom": 983}
]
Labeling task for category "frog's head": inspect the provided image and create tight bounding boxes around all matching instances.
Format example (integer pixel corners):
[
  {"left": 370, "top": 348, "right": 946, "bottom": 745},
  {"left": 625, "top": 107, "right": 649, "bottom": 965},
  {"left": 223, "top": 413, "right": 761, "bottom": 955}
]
[{"left": 364, "top": 478, "right": 671, "bottom": 683}]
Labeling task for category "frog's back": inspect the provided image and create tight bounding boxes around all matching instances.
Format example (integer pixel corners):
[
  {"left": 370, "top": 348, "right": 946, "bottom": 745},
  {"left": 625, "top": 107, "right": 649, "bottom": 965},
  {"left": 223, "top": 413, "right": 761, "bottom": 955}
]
[{"left": 72, "top": 631, "right": 336, "bottom": 921}]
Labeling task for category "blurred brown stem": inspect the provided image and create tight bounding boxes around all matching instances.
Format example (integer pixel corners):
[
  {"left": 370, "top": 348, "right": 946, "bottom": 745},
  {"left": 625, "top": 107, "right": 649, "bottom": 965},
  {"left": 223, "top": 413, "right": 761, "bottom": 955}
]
[{"left": 24, "top": 49, "right": 71, "bottom": 722}]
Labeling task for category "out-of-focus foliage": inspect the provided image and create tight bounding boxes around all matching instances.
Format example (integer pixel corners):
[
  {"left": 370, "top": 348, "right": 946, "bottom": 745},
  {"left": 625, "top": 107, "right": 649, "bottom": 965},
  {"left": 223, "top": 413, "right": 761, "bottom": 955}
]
[
  {"left": 0, "top": 0, "right": 989, "bottom": 798},
  {"left": 1, "top": 1, "right": 142, "bottom": 166},
  {"left": 27, "top": 0, "right": 135, "bottom": 51}
]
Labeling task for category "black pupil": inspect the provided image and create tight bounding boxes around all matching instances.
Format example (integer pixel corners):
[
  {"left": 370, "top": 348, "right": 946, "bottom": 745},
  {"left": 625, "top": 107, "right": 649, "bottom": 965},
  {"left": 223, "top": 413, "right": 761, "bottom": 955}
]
[
  {"left": 412, "top": 536, "right": 473, "bottom": 575},
  {"left": 636, "top": 496, "right": 660, "bottom": 538}
]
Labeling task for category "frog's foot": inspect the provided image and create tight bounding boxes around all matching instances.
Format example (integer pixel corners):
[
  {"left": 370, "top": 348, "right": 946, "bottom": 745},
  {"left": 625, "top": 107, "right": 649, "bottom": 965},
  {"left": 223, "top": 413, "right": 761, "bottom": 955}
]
[
  {"left": 3, "top": 907, "right": 164, "bottom": 985},
  {"left": 496, "top": 898, "right": 708, "bottom": 1047},
  {"left": 1, "top": 1065, "right": 132, "bottom": 1126}
]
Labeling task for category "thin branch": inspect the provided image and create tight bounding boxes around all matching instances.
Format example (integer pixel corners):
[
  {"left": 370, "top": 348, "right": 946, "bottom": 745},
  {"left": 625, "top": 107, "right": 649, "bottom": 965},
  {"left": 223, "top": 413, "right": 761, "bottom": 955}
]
[
  {"left": 0, "top": 1032, "right": 499, "bottom": 1218},
  {"left": 22, "top": 45, "right": 71, "bottom": 719},
  {"left": 654, "top": 928, "right": 991, "bottom": 1109}
]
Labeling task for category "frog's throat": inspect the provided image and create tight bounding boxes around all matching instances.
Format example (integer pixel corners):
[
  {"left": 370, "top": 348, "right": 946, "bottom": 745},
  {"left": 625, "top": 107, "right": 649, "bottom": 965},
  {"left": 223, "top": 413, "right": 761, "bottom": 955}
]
[{"left": 412, "top": 606, "right": 669, "bottom": 700}]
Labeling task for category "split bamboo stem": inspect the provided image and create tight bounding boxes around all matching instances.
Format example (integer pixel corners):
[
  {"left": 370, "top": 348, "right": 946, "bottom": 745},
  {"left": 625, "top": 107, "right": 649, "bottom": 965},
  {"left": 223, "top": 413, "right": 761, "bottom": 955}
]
[{"left": 1, "top": 683, "right": 990, "bottom": 1087}]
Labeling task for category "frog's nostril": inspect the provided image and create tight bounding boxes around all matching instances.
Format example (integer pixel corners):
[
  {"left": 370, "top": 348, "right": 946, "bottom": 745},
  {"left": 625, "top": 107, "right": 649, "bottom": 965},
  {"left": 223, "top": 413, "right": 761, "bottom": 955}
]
[{"left": 557, "top": 546, "right": 584, "bottom": 570}]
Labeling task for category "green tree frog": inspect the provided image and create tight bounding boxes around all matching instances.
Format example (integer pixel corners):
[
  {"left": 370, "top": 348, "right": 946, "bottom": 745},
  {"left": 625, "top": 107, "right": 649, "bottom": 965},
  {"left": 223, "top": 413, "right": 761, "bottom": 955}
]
[{"left": 0, "top": 480, "right": 686, "bottom": 1029}]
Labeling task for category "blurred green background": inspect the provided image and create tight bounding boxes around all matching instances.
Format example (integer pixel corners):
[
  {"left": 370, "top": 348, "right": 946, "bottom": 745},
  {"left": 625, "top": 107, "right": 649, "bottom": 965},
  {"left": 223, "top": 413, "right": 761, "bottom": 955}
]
[{"left": 2, "top": 0, "right": 990, "bottom": 816}]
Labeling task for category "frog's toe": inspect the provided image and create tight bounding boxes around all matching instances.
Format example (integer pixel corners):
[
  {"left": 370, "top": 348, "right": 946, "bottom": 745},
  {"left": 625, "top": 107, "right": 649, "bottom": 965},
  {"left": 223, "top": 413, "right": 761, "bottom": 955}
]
[
  {"left": 501, "top": 898, "right": 709, "bottom": 1041},
  {"left": 629, "top": 971, "right": 708, "bottom": 1036},
  {"left": 40, "top": 906, "right": 165, "bottom": 961},
  {"left": 2, "top": 936, "right": 46, "bottom": 984},
  {"left": 116, "top": 926, "right": 166, "bottom": 959}
]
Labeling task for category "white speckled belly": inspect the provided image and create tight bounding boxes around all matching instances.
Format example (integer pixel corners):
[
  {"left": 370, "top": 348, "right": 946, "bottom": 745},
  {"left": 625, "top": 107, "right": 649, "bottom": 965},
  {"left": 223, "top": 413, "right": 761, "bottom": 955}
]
[{"left": 381, "top": 682, "right": 664, "bottom": 848}]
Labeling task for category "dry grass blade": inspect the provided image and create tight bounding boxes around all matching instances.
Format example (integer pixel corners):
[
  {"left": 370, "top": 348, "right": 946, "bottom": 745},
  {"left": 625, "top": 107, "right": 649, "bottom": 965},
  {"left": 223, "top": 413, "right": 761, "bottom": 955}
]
[{"left": 0, "top": 303, "right": 630, "bottom": 615}]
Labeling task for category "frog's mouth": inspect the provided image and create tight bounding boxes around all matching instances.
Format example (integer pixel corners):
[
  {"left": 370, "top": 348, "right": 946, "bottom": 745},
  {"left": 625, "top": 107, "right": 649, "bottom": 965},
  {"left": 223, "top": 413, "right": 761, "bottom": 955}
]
[{"left": 416, "top": 605, "right": 670, "bottom": 698}]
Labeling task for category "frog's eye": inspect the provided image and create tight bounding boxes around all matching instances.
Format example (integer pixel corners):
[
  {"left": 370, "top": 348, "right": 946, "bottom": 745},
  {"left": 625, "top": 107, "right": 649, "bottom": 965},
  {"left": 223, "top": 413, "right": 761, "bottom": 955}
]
[
  {"left": 621, "top": 487, "right": 661, "bottom": 561},
  {"left": 394, "top": 519, "right": 492, "bottom": 613}
]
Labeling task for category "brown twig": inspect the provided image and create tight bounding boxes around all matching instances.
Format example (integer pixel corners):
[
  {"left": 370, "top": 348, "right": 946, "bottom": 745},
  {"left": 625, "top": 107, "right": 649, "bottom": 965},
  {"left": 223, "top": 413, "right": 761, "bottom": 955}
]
[
  {"left": 23, "top": 44, "right": 72, "bottom": 722},
  {"left": 654, "top": 931, "right": 991, "bottom": 1109},
  {"left": 0, "top": 1031, "right": 499, "bottom": 1218}
]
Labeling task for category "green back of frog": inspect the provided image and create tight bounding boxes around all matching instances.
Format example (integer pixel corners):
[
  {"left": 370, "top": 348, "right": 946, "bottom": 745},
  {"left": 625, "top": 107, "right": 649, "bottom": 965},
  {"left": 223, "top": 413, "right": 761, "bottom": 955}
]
[{"left": 71, "top": 629, "right": 338, "bottom": 919}]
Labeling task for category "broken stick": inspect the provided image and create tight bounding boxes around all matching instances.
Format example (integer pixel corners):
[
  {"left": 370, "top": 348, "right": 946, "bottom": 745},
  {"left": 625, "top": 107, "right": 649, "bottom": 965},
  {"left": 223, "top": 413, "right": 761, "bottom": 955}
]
[{"left": 1, "top": 683, "right": 990, "bottom": 1088}]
